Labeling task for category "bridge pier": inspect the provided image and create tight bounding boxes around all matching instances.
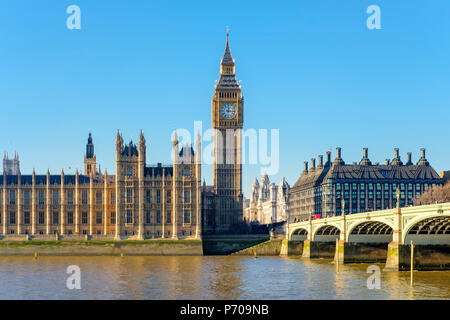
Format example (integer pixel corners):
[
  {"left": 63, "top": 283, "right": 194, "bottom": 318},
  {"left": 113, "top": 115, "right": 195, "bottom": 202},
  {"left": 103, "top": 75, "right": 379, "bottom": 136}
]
[
  {"left": 333, "top": 240, "right": 388, "bottom": 264},
  {"left": 280, "top": 240, "right": 303, "bottom": 256},
  {"left": 302, "top": 240, "right": 335, "bottom": 259},
  {"left": 385, "top": 207, "right": 404, "bottom": 270}
]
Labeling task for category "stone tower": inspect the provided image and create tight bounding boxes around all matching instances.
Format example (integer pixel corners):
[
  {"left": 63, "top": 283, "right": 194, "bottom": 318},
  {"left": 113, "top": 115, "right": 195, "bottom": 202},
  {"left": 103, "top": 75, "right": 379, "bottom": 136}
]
[
  {"left": 3, "top": 152, "right": 20, "bottom": 175},
  {"left": 115, "top": 130, "right": 141, "bottom": 239},
  {"left": 84, "top": 132, "right": 97, "bottom": 176},
  {"left": 212, "top": 29, "right": 244, "bottom": 232}
]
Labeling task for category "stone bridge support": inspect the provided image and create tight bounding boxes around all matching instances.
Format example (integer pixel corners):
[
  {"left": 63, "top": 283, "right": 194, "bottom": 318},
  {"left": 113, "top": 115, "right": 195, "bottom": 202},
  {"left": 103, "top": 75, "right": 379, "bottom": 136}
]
[
  {"left": 385, "top": 207, "right": 404, "bottom": 270},
  {"left": 302, "top": 218, "right": 336, "bottom": 259}
]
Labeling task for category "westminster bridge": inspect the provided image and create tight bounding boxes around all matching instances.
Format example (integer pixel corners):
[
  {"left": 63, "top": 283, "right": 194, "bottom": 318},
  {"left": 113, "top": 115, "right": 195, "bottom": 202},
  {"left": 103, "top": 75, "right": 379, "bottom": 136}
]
[{"left": 286, "top": 202, "right": 450, "bottom": 270}]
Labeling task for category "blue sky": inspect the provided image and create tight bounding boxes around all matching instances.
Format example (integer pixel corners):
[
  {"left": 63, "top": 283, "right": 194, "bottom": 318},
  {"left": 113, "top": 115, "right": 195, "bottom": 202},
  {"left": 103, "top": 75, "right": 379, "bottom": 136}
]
[{"left": 0, "top": 0, "right": 449, "bottom": 196}]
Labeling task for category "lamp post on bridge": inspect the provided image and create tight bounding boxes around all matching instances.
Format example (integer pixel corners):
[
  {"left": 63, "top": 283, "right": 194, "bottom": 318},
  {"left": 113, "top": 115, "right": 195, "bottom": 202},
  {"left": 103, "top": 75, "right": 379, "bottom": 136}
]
[
  {"left": 341, "top": 198, "right": 346, "bottom": 216},
  {"left": 396, "top": 188, "right": 400, "bottom": 209}
]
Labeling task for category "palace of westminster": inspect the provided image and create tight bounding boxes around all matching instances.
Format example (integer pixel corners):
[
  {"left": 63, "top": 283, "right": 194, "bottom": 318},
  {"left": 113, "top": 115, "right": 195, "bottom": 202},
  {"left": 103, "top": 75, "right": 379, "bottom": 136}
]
[
  {"left": 0, "top": 32, "right": 244, "bottom": 239},
  {"left": 0, "top": 33, "right": 446, "bottom": 238}
]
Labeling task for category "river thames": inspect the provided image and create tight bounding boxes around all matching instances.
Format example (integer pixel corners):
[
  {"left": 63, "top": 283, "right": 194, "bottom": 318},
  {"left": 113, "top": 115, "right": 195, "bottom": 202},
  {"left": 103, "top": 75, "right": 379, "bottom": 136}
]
[{"left": 0, "top": 256, "right": 448, "bottom": 299}]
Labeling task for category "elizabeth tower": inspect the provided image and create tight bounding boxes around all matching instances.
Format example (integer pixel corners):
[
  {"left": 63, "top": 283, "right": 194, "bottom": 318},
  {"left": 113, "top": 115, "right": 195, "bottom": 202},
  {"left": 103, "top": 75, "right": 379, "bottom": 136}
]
[{"left": 212, "top": 30, "right": 244, "bottom": 232}]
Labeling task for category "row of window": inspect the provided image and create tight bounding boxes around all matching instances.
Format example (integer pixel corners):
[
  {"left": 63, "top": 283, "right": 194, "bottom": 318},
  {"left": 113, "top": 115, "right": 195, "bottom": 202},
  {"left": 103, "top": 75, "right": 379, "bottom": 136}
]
[
  {"left": 0, "top": 188, "right": 193, "bottom": 206},
  {"left": 334, "top": 182, "right": 431, "bottom": 192},
  {"left": 0, "top": 210, "right": 192, "bottom": 225}
]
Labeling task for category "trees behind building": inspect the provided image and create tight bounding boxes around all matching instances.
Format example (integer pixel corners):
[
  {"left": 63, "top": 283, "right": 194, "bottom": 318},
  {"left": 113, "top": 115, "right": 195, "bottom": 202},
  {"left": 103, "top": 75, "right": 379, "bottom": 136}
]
[{"left": 414, "top": 183, "right": 450, "bottom": 205}]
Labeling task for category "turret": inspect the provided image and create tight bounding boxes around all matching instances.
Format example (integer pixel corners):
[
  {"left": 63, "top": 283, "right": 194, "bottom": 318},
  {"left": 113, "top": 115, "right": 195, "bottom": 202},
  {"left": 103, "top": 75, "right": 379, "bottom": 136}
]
[
  {"left": 195, "top": 130, "right": 202, "bottom": 165},
  {"left": 116, "top": 129, "right": 124, "bottom": 157},
  {"left": 84, "top": 131, "right": 97, "bottom": 176},
  {"left": 139, "top": 130, "right": 146, "bottom": 164}
]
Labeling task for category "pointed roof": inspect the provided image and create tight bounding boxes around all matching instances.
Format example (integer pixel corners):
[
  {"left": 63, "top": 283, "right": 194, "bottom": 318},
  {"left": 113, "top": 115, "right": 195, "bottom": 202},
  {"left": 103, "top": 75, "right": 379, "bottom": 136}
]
[{"left": 221, "top": 28, "right": 234, "bottom": 66}]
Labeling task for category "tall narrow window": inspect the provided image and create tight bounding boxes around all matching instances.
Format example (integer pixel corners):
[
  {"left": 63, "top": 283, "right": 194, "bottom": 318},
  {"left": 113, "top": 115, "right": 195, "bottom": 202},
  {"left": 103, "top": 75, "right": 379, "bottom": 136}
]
[
  {"left": 96, "top": 212, "right": 102, "bottom": 224},
  {"left": 145, "top": 211, "right": 151, "bottom": 224},
  {"left": 38, "top": 212, "right": 45, "bottom": 225},
  {"left": 126, "top": 188, "right": 133, "bottom": 203},
  {"left": 96, "top": 192, "right": 102, "bottom": 205},
  {"left": 184, "top": 210, "right": 191, "bottom": 224},
  {"left": 24, "top": 191, "right": 30, "bottom": 205},
  {"left": 24, "top": 212, "right": 30, "bottom": 225},
  {"left": 167, "top": 210, "right": 171, "bottom": 224},
  {"left": 82, "top": 192, "right": 88, "bottom": 204},
  {"left": 67, "top": 212, "right": 74, "bottom": 225},
  {"left": 53, "top": 191, "right": 59, "bottom": 205},
  {"left": 110, "top": 192, "right": 115, "bottom": 205},
  {"left": 53, "top": 212, "right": 59, "bottom": 224},
  {"left": 126, "top": 210, "right": 133, "bottom": 224},
  {"left": 39, "top": 191, "right": 45, "bottom": 205},
  {"left": 156, "top": 190, "right": 161, "bottom": 204},
  {"left": 110, "top": 212, "right": 116, "bottom": 224},
  {"left": 9, "top": 211, "right": 16, "bottom": 225},
  {"left": 67, "top": 191, "right": 74, "bottom": 205},
  {"left": 10, "top": 191, "right": 15, "bottom": 205},
  {"left": 167, "top": 190, "right": 171, "bottom": 203},
  {"left": 146, "top": 190, "right": 151, "bottom": 204},
  {"left": 156, "top": 210, "right": 161, "bottom": 224},
  {"left": 81, "top": 212, "right": 88, "bottom": 224},
  {"left": 184, "top": 190, "right": 191, "bottom": 203}
]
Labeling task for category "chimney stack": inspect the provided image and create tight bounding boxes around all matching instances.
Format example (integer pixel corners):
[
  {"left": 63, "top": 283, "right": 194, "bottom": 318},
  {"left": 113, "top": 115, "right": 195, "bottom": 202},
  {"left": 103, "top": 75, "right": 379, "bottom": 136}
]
[
  {"left": 406, "top": 152, "right": 412, "bottom": 165},
  {"left": 333, "top": 147, "right": 345, "bottom": 165},
  {"left": 391, "top": 148, "right": 403, "bottom": 165},
  {"left": 311, "top": 158, "right": 316, "bottom": 170},
  {"left": 303, "top": 161, "right": 308, "bottom": 173},
  {"left": 385, "top": 159, "right": 390, "bottom": 165},
  {"left": 417, "top": 148, "right": 429, "bottom": 166},
  {"left": 318, "top": 155, "right": 323, "bottom": 168},
  {"left": 360, "top": 147, "right": 372, "bottom": 165}
]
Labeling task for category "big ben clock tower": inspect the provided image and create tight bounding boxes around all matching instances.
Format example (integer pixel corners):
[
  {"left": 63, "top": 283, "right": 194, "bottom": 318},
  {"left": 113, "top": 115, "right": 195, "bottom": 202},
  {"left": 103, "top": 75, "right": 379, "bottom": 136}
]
[{"left": 212, "top": 29, "right": 244, "bottom": 232}]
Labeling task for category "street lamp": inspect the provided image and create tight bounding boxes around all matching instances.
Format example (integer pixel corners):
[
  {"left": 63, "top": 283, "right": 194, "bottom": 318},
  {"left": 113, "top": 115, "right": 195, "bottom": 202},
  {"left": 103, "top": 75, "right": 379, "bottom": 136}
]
[
  {"left": 341, "top": 198, "right": 345, "bottom": 216},
  {"left": 396, "top": 188, "right": 400, "bottom": 208}
]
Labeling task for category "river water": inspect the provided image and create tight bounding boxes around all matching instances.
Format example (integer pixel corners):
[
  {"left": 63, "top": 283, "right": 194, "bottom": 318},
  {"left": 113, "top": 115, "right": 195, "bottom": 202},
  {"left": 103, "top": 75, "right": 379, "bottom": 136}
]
[{"left": 0, "top": 256, "right": 448, "bottom": 299}]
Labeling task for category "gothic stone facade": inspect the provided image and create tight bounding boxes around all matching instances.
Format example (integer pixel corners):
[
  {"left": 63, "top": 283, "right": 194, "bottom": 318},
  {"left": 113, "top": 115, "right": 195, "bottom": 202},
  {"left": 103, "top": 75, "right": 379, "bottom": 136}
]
[
  {"left": 288, "top": 147, "right": 443, "bottom": 223},
  {"left": 244, "top": 174, "right": 289, "bottom": 225},
  {"left": 0, "top": 131, "right": 202, "bottom": 239}
]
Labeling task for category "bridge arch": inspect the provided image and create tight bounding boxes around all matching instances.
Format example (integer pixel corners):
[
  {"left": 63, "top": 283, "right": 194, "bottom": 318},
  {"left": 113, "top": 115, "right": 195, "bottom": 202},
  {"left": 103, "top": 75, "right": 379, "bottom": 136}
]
[
  {"left": 347, "top": 221, "right": 393, "bottom": 243},
  {"left": 290, "top": 228, "right": 308, "bottom": 241},
  {"left": 313, "top": 225, "right": 340, "bottom": 242},
  {"left": 403, "top": 213, "right": 450, "bottom": 245}
]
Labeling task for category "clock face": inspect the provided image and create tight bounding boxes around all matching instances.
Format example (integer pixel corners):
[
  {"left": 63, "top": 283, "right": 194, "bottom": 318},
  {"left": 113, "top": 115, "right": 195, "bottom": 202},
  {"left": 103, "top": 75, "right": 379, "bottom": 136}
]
[{"left": 220, "top": 103, "right": 236, "bottom": 119}]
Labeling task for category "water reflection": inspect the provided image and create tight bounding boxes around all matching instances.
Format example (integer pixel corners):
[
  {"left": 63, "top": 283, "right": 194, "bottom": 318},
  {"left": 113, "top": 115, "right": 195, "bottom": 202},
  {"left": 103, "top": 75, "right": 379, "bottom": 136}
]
[{"left": 0, "top": 256, "right": 448, "bottom": 300}]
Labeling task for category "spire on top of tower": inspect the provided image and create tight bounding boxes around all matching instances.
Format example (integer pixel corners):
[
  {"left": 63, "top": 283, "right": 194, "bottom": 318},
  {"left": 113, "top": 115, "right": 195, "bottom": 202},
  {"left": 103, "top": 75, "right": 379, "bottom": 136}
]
[{"left": 221, "top": 26, "right": 234, "bottom": 66}]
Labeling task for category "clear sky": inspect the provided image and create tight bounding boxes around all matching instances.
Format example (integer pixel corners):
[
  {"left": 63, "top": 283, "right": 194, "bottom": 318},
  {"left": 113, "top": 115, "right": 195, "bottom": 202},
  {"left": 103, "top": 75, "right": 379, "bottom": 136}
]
[{"left": 1, "top": 0, "right": 449, "bottom": 196}]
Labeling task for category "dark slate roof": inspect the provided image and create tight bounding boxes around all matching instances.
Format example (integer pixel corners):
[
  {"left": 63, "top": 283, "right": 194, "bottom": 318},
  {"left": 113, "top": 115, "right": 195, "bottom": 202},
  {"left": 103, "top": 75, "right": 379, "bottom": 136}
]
[
  {"left": 179, "top": 146, "right": 195, "bottom": 157},
  {"left": 292, "top": 165, "right": 331, "bottom": 190},
  {"left": 216, "top": 73, "right": 240, "bottom": 90},
  {"left": 144, "top": 165, "right": 173, "bottom": 177},
  {"left": 0, "top": 174, "right": 99, "bottom": 185},
  {"left": 122, "top": 141, "right": 139, "bottom": 157},
  {"left": 292, "top": 163, "right": 442, "bottom": 191}
]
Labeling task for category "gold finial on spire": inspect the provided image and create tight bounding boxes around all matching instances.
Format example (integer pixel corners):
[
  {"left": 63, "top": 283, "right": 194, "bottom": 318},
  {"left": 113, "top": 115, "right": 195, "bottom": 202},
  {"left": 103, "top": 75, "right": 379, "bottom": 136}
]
[{"left": 227, "top": 25, "right": 229, "bottom": 35}]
